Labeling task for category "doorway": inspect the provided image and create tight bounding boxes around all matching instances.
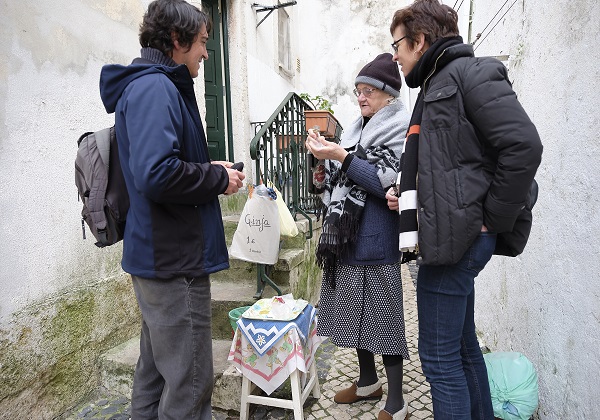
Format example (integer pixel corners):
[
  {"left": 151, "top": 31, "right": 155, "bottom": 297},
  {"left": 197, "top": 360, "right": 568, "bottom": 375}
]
[{"left": 202, "top": 0, "right": 227, "bottom": 161}]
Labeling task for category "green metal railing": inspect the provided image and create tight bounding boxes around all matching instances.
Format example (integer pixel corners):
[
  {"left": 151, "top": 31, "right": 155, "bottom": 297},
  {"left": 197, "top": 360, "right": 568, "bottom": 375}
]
[{"left": 248, "top": 92, "right": 342, "bottom": 297}]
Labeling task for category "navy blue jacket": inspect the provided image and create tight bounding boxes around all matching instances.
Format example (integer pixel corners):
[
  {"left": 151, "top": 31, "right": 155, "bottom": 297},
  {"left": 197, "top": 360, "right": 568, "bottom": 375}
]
[
  {"left": 99, "top": 57, "right": 229, "bottom": 279},
  {"left": 340, "top": 156, "right": 401, "bottom": 266}
]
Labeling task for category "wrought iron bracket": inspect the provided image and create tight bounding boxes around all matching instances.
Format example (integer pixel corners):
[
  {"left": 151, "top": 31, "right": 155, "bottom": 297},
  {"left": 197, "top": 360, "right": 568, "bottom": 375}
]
[{"left": 252, "top": 1, "right": 297, "bottom": 28}]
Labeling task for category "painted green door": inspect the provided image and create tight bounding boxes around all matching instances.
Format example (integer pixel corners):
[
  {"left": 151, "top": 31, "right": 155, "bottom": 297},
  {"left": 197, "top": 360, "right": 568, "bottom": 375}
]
[{"left": 203, "top": 0, "right": 226, "bottom": 161}]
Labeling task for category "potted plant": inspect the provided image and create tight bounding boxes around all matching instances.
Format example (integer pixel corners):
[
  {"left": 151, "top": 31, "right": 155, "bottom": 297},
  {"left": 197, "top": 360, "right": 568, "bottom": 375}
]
[{"left": 300, "top": 93, "right": 341, "bottom": 139}]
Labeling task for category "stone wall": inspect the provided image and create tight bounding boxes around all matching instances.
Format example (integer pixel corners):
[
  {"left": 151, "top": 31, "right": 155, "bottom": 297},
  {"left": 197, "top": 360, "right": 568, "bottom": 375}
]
[{"left": 0, "top": 273, "right": 140, "bottom": 418}]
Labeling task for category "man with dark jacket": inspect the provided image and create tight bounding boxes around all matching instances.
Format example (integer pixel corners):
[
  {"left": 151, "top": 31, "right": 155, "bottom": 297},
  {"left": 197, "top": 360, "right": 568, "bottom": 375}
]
[{"left": 99, "top": 1, "right": 244, "bottom": 418}]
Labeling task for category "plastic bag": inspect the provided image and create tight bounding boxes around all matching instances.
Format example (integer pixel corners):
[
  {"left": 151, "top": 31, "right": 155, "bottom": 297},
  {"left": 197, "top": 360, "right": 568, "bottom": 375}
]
[
  {"left": 484, "top": 352, "right": 539, "bottom": 419},
  {"left": 268, "top": 182, "right": 299, "bottom": 237},
  {"left": 229, "top": 184, "right": 281, "bottom": 264}
]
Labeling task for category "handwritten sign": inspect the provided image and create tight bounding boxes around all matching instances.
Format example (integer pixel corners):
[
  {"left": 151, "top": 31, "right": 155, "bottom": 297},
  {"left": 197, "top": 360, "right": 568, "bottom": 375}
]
[
  {"left": 244, "top": 214, "right": 272, "bottom": 232},
  {"left": 230, "top": 191, "right": 281, "bottom": 265}
]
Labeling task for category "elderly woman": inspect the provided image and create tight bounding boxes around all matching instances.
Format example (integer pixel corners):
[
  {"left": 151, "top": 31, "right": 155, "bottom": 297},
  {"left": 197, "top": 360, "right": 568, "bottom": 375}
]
[
  {"left": 386, "top": 1, "right": 543, "bottom": 419},
  {"left": 306, "top": 53, "right": 411, "bottom": 420}
]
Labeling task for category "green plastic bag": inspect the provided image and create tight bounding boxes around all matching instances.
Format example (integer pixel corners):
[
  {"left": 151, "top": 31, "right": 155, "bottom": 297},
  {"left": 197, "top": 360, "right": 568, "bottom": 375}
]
[{"left": 484, "top": 352, "right": 538, "bottom": 420}]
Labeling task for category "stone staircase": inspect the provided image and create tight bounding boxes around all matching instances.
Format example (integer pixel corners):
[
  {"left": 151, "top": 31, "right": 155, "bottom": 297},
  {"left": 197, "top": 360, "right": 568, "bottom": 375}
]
[{"left": 96, "top": 191, "right": 323, "bottom": 412}]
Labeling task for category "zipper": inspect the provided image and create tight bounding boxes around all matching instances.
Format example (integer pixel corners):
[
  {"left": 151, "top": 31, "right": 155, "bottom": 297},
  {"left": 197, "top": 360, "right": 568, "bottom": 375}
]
[
  {"left": 417, "top": 47, "right": 449, "bottom": 261},
  {"left": 423, "top": 48, "right": 448, "bottom": 93}
]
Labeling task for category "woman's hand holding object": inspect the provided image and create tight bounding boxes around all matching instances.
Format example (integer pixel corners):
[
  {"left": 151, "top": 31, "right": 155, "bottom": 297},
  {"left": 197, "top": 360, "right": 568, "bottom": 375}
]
[{"left": 386, "top": 187, "right": 399, "bottom": 211}]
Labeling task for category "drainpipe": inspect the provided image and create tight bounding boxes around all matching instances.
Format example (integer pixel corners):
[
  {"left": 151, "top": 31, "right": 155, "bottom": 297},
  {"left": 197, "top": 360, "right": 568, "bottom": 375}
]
[
  {"left": 468, "top": 0, "right": 475, "bottom": 44},
  {"left": 221, "top": 0, "right": 235, "bottom": 162}
]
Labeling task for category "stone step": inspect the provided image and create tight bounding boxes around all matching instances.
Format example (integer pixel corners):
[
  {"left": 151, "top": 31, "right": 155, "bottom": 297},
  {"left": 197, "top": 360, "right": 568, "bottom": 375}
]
[
  {"left": 99, "top": 336, "right": 235, "bottom": 401},
  {"left": 97, "top": 335, "right": 330, "bottom": 414},
  {"left": 211, "top": 247, "right": 305, "bottom": 290},
  {"left": 96, "top": 210, "right": 322, "bottom": 411},
  {"left": 212, "top": 364, "right": 243, "bottom": 411},
  {"left": 98, "top": 333, "right": 333, "bottom": 414},
  {"left": 216, "top": 248, "right": 305, "bottom": 282},
  {"left": 211, "top": 280, "right": 290, "bottom": 340}
]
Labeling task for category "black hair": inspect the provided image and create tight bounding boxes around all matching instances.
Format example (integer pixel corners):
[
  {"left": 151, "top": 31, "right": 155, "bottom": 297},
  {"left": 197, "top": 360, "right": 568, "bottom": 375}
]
[{"left": 139, "top": 0, "right": 212, "bottom": 55}]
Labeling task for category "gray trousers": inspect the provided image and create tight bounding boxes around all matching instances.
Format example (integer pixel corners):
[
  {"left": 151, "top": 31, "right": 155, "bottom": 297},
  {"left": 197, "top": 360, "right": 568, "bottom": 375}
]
[{"left": 130, "top": 275, "right": 213, "bottom": 420}]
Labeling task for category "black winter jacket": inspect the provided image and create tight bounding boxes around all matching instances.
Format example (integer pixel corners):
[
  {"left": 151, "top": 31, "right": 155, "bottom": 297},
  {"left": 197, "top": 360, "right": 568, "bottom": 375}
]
[{"left": 417, "top": 44, "right": 543, "bottom": 265}]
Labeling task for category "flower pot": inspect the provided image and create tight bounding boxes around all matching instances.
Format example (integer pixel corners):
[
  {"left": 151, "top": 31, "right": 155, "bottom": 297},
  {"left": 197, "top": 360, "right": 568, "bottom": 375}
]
[
  {"left": 276, "top": 134, "right": 299, "bottom": 151},
  {"left": 304, "top": 110, "right": 340, "bottom": 138}
]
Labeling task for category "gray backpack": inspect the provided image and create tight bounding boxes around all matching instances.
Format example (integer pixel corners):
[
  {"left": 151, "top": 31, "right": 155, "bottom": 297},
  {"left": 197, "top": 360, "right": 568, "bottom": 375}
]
[{"left": 75, "top": 126, "right": 129, "bottom": 247}]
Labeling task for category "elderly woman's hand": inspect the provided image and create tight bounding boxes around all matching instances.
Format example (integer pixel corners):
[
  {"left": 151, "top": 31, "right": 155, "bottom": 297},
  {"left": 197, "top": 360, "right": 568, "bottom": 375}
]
[
  {"left": 386, "top": 187, "right": 399, "bottom": 211},
  {"left": 305, "top": 129, "right": 348, "bottom": 163}
]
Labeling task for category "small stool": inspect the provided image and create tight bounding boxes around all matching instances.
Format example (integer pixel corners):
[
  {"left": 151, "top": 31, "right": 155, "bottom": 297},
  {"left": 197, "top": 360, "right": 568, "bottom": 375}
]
[{"left": 239, "top": 359, "right": 320, "bottom": 420}]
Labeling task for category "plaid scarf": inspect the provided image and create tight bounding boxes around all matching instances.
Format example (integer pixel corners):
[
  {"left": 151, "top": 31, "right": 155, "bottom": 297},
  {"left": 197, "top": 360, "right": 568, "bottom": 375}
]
[{"left": 316, "top": 100, "right": 406, "bottom": 272}]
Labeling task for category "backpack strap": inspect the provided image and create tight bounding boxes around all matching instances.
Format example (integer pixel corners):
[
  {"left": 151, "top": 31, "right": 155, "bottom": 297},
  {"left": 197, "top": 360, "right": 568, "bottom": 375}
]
[
  {"left": 95, "top": 127, "right": 112, "bottom": 172},
  {"left": 88, "top": 128, "right": 113, "bottom": 244}
]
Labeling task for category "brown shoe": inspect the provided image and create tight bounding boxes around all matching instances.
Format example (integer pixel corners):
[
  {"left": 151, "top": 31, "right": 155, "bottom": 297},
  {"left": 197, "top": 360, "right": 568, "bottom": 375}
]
[
  {"left": 378, "top": 400, "right": 409, "bottom": 419},
  {"left": 334, "top": 380, "right": 383, "bottom": 404}
]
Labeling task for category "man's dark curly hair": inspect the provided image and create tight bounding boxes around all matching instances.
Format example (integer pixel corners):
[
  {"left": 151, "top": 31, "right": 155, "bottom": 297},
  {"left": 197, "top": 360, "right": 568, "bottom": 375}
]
[{"left": 139, "top": 0, "right": 212, "bottom": 55}]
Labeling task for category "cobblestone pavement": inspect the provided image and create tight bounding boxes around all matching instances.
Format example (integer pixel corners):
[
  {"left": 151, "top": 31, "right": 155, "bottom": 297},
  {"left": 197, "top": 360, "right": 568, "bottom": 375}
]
[{"left": 63, "top": 263, "right": 433, "bottom": 419}]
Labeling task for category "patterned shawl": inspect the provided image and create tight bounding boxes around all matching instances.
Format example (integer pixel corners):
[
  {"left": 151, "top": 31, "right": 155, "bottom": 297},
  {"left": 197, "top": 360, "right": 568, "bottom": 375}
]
[{"left": 316, "top": 100, "right": 408, "bottom": 271}]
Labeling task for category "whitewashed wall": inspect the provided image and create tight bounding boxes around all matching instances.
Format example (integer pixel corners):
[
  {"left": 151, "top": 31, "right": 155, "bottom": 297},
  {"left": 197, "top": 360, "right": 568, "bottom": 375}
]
[
  {"left": 229, "top": 0, "right": 409, "bottom": 177},
  {"left": 0, "top": 0, "right": 150, "bottom": 322},
  {"left": 296, "top": 0, "right": 414, "bottom": 128},
  {"left": 223, "top": 0, "right": 252, "bottom": 173},
  {"left": 465, "top": 1, "right": 600, "bottom": 418},
  {"left": 246, "top": 2, "right": 294, "bottom": 122},
  {"left": 0, "top": 1, "right": 150, "bottom": 416}
]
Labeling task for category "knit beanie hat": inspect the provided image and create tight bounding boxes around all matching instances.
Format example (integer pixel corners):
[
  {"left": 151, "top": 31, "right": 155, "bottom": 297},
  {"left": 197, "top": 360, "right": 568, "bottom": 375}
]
[{"left": 355, "top": 53, "right": 402, "bottom": 98}]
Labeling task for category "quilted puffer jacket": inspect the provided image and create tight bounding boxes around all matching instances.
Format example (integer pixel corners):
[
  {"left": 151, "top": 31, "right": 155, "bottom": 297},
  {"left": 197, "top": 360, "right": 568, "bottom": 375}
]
[{"left": 416, "top": 44, "right": 543, "bottom": 265}]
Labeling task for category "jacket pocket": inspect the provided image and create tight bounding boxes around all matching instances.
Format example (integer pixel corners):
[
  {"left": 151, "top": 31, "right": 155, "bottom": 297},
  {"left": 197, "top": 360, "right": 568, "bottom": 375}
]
[
  {"left": 425, "top": 84, "right": 458, "bottom": 101},
  {"left": 423, "top": 83, "right": 461, "bottom": 171},
  {"left": 454, "top": 170, "right": 465, "bottom": 208},
  {"left": 354, "top": 232, "right": 385, "bottom": 262},
  {"left": 423, "top": 84, "right": 459, "bottom": 130}
]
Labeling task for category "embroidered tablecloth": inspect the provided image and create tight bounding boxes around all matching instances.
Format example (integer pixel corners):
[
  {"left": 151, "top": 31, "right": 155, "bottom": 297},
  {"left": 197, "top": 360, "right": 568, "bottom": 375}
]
[
  {"left": 236, "top": 305, "right": 316, "bottom": 355},
  {"left": 228, "top": 313, "right": 324, "bottom": 395}
]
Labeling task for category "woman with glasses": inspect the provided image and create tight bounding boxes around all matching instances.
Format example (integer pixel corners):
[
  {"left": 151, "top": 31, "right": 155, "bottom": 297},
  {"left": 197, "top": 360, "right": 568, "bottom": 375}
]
[
  {"left": 386, "top": 1, "right": 542, "bottom": 419},
  {"left": 305, "top": 53, "right": 411, "bottom": 420}
]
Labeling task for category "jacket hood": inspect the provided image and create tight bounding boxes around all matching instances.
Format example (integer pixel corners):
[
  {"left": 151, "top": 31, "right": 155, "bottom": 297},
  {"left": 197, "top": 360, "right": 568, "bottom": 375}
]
[{"left": 99, "top": 63, "right": 189, "bottom": 113}]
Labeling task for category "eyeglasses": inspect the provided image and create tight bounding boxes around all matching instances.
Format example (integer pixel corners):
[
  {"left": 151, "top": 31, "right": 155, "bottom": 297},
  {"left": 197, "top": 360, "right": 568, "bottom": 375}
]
[
  {"left": 391, "top": 35, "right": 409, "bottom": 53},
  {"left": 353, "top": 87, "right": 376, "bottom": 98}
]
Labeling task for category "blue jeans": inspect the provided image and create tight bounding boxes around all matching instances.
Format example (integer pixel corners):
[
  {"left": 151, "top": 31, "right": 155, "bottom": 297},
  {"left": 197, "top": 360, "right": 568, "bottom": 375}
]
[
  {"left": 417, "top": 233, "right": 496, "bottom": 419},
  {"left": 131, "top": 275, "right": 213, "bottom": 420}
]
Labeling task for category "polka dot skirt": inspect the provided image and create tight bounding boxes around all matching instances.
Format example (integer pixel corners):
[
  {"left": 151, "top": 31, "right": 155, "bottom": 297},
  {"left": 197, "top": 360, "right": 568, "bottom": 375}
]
[{"left": 317, "top": 262, "right": 410, "bottom": 359}]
